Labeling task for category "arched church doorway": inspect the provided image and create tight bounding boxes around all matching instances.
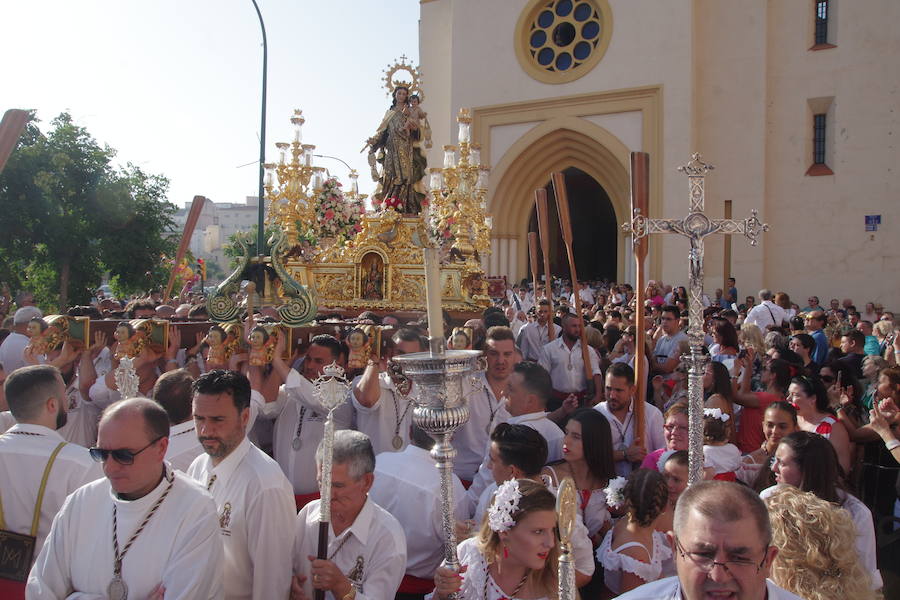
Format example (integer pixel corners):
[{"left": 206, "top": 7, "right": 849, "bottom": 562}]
[{"left": 527, "top": 167, "right": 617, "bottom": 283}]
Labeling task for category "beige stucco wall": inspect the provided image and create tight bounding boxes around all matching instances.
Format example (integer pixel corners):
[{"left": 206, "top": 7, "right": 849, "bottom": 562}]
[{"left": 420, "top": 0, "right": 900, "bottom": 306}]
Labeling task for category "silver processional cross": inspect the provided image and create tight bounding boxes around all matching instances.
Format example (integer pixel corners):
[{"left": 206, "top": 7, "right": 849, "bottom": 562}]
[{"left": 623, "top": 153, "right": 768, "bottom": 485}]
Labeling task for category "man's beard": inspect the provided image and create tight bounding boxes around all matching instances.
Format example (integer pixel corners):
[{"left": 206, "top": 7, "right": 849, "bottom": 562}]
[{"left": 55, "top": 405, "right": 67, "bottom": 429}]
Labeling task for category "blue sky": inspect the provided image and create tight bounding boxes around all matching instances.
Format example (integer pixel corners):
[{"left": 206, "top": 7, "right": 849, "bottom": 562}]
[{"left": 1, "top": 0, "right": 421, "bottom": 207}]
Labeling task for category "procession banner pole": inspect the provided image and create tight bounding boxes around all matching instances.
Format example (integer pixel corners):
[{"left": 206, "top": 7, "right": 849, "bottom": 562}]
[
  {"left": 312, "top": 363, "right": 350, "bottom": 600},
  {"left": 527, "top": 232, "right": 541, "bottom": 311},
  {"left": 623, "top": 153, "right": 768, "bottom": 484},
  {"left": 534, "top": 189, "right": 556, "bottom": 341},
  {"left": 550, "top": 172, "right": 594, "bottom": 403},
  {"left": 163, "top": 195, "right": 206, "bottom": 303},
  {"left": 630, "top": 152, "right": 650, "bottom": 444}
]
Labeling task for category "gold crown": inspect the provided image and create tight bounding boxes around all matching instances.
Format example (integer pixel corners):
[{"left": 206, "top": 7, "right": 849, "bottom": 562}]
[{"left": 382, "top": 54, "right": 424, "bottom": 102}]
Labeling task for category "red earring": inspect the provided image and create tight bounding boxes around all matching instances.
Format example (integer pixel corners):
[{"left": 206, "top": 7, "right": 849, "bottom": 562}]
[{"left": 503, "top": 545, "right": 509, "bottom": 559}]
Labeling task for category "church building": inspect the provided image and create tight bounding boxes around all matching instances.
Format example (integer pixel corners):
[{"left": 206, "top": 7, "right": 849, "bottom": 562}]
[{"left": 420, "top": 0, "right": 899, "bottom": 304}]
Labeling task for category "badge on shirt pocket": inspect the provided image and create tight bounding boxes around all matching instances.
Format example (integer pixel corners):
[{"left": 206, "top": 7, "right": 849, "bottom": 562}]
[
  {"left": 219, "top": 502, "right": 232, "bottom": 536},
  {"left": 0, "top": 529, "right": 36, "bottom": 582}
]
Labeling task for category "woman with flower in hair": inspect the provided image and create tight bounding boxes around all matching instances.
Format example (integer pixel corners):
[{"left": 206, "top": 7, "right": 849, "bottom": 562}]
[
  {"left": 430, "top": 479, "right": 559, "bottom": 600},
  {"left": 764, "top": 485, "right": 876, "bottom": 600},
  {"left": 595, "top": 469, "right": 671, "bottom": 595},
  {"left": 702, "top": 407, "right": 741, "bottom": 481}
]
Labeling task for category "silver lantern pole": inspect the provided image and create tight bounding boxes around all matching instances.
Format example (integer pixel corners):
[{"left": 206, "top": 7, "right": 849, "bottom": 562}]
[{"left": 622, "top": 153, "right": 768, "bottom": 484}]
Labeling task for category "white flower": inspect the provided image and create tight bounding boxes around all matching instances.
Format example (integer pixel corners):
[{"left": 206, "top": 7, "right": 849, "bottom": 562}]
[
  {"left": 603, "top": 476, "right": 627, "bottom": 509},
  {"left": 703, "top": 407, "right": 730, "bottom": 422},
  {"left": 488, "top": 479, "right": 522, "bottom": 532}
]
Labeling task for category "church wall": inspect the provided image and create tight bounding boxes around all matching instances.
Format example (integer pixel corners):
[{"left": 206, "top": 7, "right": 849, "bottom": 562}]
[
  {"left": 420, "top": 0, "right": 899, "bottom": 306},
  {"left": 759, "top": 0, "right": 900, "bottom": 307},
  {"left": 420, "top": 0, "right": 697, "bottom": 285}
]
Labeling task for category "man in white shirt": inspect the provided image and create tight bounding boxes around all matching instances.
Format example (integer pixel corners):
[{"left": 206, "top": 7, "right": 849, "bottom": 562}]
[
  {"left": 0, "top": 307, "right": 42, "bottom": 374},
  {"left": 0, "top": 365, "right": 101, "bottom": 567},
  {"left": 351, "top": 328, "right": 425, "bottom": 455},
  {"left": 454, "top": 326, "right": 515, "bottom": 482},
  {"left": 594, "top": 363, "right": 665, "bottom": 477},
  {"left": 516, "top": 299, "right": 561, "bottom": 362},
  {"left": 368, "top": 423, "right": 466, "bottom": 588},
  {"left": 188, "top": 369, "right": 296, "bottom": 600},
  {"left": 744, "top": 289, "right": 787, "bottom": 332},
  {"left": 153, "top": 368, "right": 204, "bottom": 472},
  {"left": 613, "top": 481, "right": 802, "bottom": 600},
  {"left": 28, "top": 398, "right": 224, "bottom": 599},
  {"left": 260, "top": 334, "right": 353, "bottom": 496},
  {"left": 292, "top": 430, "right": 406, "bottom": 600},
  {"left": 538, "top": 313, "right": 602, "bottom": 408},
  {"left": 465, "top": 360, "right": 565, "bottom": 510}
]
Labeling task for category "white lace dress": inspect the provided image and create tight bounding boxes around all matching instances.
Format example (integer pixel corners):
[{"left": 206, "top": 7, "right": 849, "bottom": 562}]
[
  {"left": 424, "top": 537, "right": 550, "bottom": 600},
  {"left": 596, "top": 529, "right": 673, "bottom": 595}
]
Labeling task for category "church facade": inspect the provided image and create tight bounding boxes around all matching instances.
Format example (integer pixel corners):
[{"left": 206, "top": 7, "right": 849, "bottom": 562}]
[{"left": 420, "top": 0, "right": 899, "bottom": 305}]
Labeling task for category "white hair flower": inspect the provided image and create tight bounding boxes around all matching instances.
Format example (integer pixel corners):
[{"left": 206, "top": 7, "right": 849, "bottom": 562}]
[
  {"left": 703, "top": 407, "right": 730, "bottom": 422},
  {"left": 488, "top": 479, "right": 522, "bottom": 533},
  {"left": 603, "top": 476, "right": 627, "bottom": 509}
]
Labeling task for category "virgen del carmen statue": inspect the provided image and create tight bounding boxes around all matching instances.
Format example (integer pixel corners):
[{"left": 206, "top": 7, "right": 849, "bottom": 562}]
[{"left": 204, "top": 56, "right": 492, "bottom": 350}]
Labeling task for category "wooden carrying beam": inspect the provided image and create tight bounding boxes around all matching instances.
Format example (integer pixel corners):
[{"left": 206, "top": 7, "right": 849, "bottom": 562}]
[
  {"left": 630, "top": 152, "right": 650, "bottom": 444},
  {"left": 533, "top": 189, "right": 556, "bottom": 341},
  {"left": 527, "top": 232, "right": 540, "bottom": 313},
  {"left": 0, "top": 109, "right": 29, "bottom": 174},
  {"left": 550, "top": 172, "right": 594, "bottom": 400}
]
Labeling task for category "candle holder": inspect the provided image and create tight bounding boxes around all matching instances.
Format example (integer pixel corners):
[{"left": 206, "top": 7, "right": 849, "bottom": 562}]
[{"left": 392, "top": 348, "right": 482, "bottom": 598}]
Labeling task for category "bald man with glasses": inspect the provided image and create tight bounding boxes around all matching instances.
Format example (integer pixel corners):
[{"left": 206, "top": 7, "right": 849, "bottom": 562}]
[{"left": 28, "top": 397, "right": 224, "bottom": 599}]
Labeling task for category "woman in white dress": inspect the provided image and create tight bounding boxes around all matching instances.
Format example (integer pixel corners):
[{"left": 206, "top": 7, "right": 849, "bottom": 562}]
[
  {"left": 430, "top": 479, "right": 559, "bottom": 600},
  {"left": 596, "top": 469, "right": 672, "bottom": 596}
]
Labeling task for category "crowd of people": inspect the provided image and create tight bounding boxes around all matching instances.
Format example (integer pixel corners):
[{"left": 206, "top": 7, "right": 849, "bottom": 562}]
[{"left": 0, "top": 276, "right": 897, "bottom": 599}]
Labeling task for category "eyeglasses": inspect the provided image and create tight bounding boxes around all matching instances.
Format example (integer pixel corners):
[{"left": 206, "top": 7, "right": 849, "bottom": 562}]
[
  {"left": 663, "top": 424, "right": 688, "bottom": 434},
  {"left": 89, "top": 436, "right": 165, "bottom": 465},
  {"left": 675, "top": 537, "right": 768, "bottom": 574}
]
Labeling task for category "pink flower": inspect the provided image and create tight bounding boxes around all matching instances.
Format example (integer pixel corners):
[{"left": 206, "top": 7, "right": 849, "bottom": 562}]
[
  {"left": 354, "top": 223, "right": 362, "bottom": 232},
  {"left": 324, "top": 208, "right": 335, "bottom": 220},
  {"left": 442, "top": 229, "right": 451, "bottom": 238}
]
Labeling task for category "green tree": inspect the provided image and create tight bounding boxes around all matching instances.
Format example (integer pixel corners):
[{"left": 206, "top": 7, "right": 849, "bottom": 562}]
[{"left": 0, "top": 112, "right": 176, "bottom": 311}]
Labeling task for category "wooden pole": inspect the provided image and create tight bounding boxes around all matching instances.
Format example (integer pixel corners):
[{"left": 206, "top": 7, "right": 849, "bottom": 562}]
[
  {"left": 550, "top": 172, "right": 594, "bottom": 403},
  {"left": 527, "top": 232, "right": 541, "bottom": 312},
  {"left": 164, "top": 195, "right": 207, "bottom": 303},
  {"left": 0, "top": 109, "right": 29, "bottom": 174},
  {"left": 534, "top": 189, "right": 556, "bottom": 341},
  {"left": 630, "top": 152, "right": 650, "bottom": 445}
]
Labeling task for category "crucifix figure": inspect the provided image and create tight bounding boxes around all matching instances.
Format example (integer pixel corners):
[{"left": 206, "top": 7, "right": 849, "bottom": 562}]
[{"left": 623, "top": 153, "right": 768, "bottom": 484}]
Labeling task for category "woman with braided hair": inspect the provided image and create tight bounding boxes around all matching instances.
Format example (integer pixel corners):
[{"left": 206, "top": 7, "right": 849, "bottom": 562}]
[{"left": 595, "top": 469, "right": 671, "bottom": 595}]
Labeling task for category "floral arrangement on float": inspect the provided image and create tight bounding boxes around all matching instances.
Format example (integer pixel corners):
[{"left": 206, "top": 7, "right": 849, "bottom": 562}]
[{"left": 296, "top": 177, "right": 365, "bottom": 250}]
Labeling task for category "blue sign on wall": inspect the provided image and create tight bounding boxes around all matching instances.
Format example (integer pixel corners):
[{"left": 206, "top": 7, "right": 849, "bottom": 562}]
[{"left": 865, "top": 215, "right": 881, "bottom": 232}]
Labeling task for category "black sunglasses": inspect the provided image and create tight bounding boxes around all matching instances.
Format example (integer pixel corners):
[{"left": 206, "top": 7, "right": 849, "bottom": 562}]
[{"left": 89, "top": 436, "right": 164, "bottom": 465}]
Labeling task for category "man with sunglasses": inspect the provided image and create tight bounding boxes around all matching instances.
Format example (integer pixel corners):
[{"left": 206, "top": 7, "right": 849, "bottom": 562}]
[
  {"left": 614, "top": 481, "right": 801, "bottom": 599},
  {"left": 0, "top": 365, "right": 101, "bottom": 569},
  {"left": 29, "top": 397, "right": 224, "bottom": 599},
  {"left": 187, "top": 369, "right": 295, "bottom": 600}
]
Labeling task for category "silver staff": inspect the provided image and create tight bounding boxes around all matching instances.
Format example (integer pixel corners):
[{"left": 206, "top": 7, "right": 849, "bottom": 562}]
[
  {"left": 114, "top": 357, "right": 140, "bottom": 399},
  {"left": 623, "top": 153, "right": 768, "bottom": 483},
  {"left": 393, "top": 347, "right": 481, "bottom": 600},
  {"left": 556, "top": 477, "right": 577, "bottom": 600},
  {"left": 312, "top": 361, "right": 350, "bottom": 600}
]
